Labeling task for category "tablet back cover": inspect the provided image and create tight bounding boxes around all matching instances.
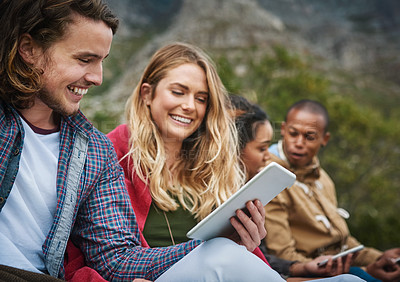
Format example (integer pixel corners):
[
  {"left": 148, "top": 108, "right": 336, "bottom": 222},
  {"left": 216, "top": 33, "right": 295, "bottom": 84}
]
[{"left": 187, "top": 162, "right": 296, "bottom": 240}]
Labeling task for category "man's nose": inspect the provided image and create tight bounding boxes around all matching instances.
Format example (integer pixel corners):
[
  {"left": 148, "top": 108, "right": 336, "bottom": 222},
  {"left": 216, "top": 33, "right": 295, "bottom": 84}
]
[
  {"left": 85, "top": 63, "right": 103, "bottom": 86},
  {"left": 294, "top": 135, "right": 305, "bottom": 146}
]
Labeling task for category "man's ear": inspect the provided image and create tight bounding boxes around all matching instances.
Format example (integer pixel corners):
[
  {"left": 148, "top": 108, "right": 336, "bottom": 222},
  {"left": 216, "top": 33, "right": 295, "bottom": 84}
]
[
  {"left": 18, "top": 33, "right": 40, "bottom": 65},
  {"left": 280, "top": 121, "right": 286, "bottom": 137},
  {"left": 322, "top": 131, "right": 331, "bottom": 147},
  {"left": 140, "top": 83, "right": 152, "bottom": 106}
]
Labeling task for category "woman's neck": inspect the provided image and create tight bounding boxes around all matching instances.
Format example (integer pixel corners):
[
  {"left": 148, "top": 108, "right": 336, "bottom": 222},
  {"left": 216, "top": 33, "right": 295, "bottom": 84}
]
[{"left": 164, "top": 141, "right": 182, "bottom": 173}]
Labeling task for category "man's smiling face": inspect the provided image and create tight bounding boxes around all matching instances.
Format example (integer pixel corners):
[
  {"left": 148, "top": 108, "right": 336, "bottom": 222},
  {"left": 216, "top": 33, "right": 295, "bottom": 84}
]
[{"left": 33, "top": 13, "right": 113, "bottom": 116}]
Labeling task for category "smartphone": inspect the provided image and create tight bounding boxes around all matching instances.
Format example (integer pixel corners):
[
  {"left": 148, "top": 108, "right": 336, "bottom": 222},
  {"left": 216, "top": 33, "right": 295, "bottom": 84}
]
[{"left": 318, "top": 245, "right": 364, "bottom": 267}]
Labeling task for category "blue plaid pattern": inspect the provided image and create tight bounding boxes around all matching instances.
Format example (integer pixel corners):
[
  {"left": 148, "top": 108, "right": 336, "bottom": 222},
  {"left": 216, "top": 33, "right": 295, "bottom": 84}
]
[{"left": 0, "top": 102, "right": 199, "bottom": 281}]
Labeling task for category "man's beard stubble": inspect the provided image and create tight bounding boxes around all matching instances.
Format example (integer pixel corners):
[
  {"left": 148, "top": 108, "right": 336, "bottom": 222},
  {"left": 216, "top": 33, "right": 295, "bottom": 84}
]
[{"left": 37, "top": 89, "right": 79, "bottom": 117}]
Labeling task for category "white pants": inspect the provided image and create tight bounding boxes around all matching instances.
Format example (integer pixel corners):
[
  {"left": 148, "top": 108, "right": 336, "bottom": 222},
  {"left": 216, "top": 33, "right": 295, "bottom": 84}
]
[
  {"left": 156, "top": 238, "right": 365, "bottom": 282},
  {"left": 156, "top": 237, "right": 283, "bottom": 281}
]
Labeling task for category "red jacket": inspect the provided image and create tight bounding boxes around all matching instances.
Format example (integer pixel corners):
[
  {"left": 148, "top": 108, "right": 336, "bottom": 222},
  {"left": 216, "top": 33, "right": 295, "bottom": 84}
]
[
  {"left": 65, "top": 124, "right": 269, "bottom": 281},
  {"left": 107, "top": 124, "right": 269, "bottom": 264}
]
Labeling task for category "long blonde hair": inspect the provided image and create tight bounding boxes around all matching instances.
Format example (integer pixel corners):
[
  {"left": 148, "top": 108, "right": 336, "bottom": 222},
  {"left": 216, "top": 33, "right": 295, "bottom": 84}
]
[{"left": 125, "top": 42, "right": 244, "bottom": 220}]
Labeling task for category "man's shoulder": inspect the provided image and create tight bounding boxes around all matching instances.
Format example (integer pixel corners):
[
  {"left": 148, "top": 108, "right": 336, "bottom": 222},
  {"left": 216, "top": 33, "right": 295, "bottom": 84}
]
[
  {"left": 317, "top": 167, "right": 335, "bottom": 186},
  {"left": 268, "top": 153, "right": 289, "bottom": 169},
  {"left": 90, "top": 126, "right": 113, "bottom": 145},
  {"left": 62, "top": 113, "right": 114, "bottom": 154},
  {"left": 0, "top": 101, "right": 16, "bottom": 119},
  {"left": 0, "top": 102, "right": 22, "bottom": 131},
  {"left": 64, "top": 111, "right": 110, "bottom": 142}
]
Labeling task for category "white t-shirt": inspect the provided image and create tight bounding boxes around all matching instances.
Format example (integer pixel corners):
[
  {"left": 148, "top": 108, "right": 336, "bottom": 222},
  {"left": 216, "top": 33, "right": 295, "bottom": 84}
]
[{"left": 0, "top": 117, "right": 59, "bottom": 273}]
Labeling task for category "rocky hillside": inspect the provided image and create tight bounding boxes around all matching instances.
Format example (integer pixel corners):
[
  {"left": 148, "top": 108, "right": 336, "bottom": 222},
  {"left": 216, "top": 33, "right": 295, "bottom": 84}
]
[{"left": 82, "top": 0, "right": 400, "bottom": 129}]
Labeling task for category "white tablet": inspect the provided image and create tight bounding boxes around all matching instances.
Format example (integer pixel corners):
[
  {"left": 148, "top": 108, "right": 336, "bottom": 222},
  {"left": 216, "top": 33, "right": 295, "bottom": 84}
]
[{"left": 186, "top": 162, "right": 296, "bottom": 241}]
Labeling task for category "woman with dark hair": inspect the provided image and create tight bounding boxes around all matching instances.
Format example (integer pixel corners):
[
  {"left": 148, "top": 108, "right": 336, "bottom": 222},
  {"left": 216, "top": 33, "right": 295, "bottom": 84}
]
[{"left": 229, "top": 95, "right": 364, "bottom": 282}]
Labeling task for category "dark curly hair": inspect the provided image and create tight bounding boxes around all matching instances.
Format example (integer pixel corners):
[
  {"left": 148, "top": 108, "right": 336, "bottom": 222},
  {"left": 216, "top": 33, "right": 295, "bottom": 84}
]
[{"left": 229, "top": 94, "right": 270, "bottom": 151}]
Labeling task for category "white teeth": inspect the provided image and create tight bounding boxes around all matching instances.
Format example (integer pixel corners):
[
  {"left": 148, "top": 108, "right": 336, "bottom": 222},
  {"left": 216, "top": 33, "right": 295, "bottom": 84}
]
[
  {"left": 68, "top": 86, "right": 88, "bottom": 95},
  {"left": 171, "top": 115, "right": 191, "bottom": 124}
]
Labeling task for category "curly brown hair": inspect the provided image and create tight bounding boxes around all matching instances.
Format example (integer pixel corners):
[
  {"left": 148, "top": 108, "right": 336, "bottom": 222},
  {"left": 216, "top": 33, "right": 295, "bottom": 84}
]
[{"left": 0, "top": 0, "right": 119, "bottom": 109}]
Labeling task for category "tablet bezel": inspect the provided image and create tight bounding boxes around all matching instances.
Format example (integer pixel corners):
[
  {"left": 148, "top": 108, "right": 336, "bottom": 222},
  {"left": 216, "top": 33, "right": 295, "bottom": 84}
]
[{"left": 186, "top": 162, "right": 296, "bottom": 241}]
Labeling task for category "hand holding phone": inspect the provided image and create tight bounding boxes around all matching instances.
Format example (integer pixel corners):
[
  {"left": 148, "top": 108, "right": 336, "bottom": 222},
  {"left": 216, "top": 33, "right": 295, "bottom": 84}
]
[
  {"left": 318, "top": 245, "right": 364, "bottom": 267},
  {"left": 392, "top": 257, "right": 400, "bottom": 265}
]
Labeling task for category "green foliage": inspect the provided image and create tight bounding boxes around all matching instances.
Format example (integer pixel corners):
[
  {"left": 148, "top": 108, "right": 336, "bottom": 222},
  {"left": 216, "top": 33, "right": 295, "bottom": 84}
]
[
  {"left": 216, "top": 46, "right": 400, "bottom": 250},
  {"left": 89, "top": 32, "right": 156, "bottom": 97},
  {"left": 216, "top": 56, "right": 243, "bottom": 94},
  {"left": 91, "top": 110, "right": 121, "bottom": 134},
  {"left": 324, "top": 98, "right": 400, "bottom": 249}
]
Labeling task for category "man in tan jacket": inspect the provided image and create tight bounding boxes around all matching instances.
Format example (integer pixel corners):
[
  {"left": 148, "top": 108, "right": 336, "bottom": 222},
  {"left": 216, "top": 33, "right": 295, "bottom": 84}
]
[{"left": 264, "top": 99, "right": 400, "bottom": 281}]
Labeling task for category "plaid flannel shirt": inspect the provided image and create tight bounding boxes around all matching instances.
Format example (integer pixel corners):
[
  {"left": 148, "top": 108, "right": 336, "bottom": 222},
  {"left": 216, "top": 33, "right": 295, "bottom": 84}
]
[{"left": 0, "top": 102, "right": 198, "bottom": 281}]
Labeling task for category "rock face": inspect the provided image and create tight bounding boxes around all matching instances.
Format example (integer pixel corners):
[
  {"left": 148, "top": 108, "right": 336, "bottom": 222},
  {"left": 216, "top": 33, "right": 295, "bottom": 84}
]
[
  {"left": 91, "top": 0, "right": 400, "bottom": 123},
  {"left": 108, "top": 0, "right": 400, "bottom": 66}
]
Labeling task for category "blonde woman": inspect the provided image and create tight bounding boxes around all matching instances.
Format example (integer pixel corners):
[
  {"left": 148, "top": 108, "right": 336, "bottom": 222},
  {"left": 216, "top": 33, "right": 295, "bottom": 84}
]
[{"left": 107, "top": 42, "right": 284, "bottom": 281}]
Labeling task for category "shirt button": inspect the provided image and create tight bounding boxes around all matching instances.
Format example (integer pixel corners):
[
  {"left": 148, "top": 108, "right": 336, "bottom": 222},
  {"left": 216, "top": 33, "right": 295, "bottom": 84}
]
[
  {"left": 0, "top": 197, "right": 4, "bottom": 204},
  {"left": 14, "top": 148, "right": 20, "bottom": 155}
]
